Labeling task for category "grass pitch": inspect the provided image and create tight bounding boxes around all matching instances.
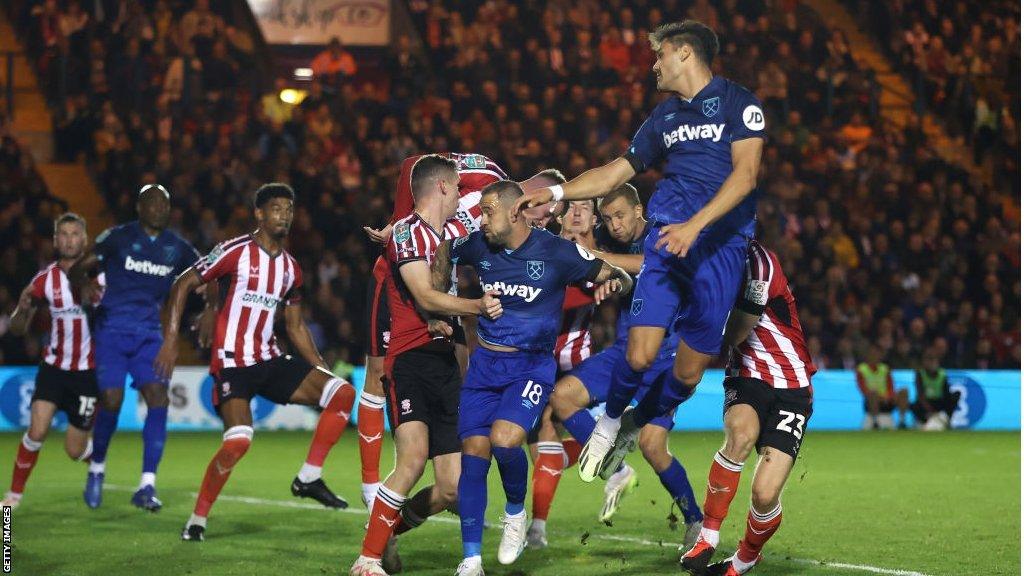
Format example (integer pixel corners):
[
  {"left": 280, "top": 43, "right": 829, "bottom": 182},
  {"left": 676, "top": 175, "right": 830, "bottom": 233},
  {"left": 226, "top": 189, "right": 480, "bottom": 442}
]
[{"left": 1, "top": 430, "right": 1018, "bottom": 575}]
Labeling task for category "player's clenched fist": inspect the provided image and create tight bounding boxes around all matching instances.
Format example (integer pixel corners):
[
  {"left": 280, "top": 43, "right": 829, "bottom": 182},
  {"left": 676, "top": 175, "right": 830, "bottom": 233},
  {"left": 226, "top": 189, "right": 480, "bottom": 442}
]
[{"left": 479, "top": 289, "right": 503, "bottom": 319}]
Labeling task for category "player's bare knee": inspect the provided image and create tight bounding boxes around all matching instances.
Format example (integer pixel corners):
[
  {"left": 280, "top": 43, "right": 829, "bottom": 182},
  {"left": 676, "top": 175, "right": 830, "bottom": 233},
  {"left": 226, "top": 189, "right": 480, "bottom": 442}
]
[
  {"left": 724, "top": 429, "right": 756, "bottom": 461},
  {"left": 490, "top": 427, "right": 524, "bottom": 449},
  {"left": 100, "top": 390, "right": 123, "bottom": 412},
  {"left": 550, "top": 383, "right": 584, "bottom": 419},
  {"left": 141, "top": 385, "right": 169, "bottom": 408},
  {"left": 626, "top": 348, "right": 655, "bottom": 372},
  {"left": 672, "top": 363, "right": 704, "bottom": 388},
  {"left": 750, "top": 485, "right": 780, "bottom": 513}
]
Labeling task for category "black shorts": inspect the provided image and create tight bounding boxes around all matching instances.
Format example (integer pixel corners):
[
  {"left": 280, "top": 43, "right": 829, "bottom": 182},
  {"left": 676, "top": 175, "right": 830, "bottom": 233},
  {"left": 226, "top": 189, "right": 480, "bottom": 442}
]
[
  {"left": 384, "top": 347, "right": 461, "bottom": 458},
  {"left": 366, "top": 257, "right": 392, "bottom": 357},
  {"left": 724, "top": 377, "right": 813, "bottom": 458},
  {"left": 213, "top": 355, "right": 312, "bottom": 409},
  {"left": 32, "top": 363, "right": 98, "bottom": 430}
]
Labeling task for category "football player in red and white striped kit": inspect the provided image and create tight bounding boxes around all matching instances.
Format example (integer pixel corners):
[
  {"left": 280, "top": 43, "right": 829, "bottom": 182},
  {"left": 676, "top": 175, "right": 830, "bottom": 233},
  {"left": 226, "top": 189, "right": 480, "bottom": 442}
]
[
  {"left": 4, "top": 213, "right": 101, "bottom": 508},
  {"left": 155, "top": 183, "right": 357, "bottom": 542},
  {"left": 359, "top": 152, "right": 507, "bottom": 509},
  {"left": 681, "top": 240, "right": 816, "bottom": 576}
]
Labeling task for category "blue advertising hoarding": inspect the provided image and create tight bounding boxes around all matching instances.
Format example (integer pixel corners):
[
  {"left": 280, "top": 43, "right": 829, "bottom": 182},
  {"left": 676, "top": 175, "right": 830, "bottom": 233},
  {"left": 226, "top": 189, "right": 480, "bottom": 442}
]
[{"left": 0, "top": 366, "right": 1017, "bottom": 432}]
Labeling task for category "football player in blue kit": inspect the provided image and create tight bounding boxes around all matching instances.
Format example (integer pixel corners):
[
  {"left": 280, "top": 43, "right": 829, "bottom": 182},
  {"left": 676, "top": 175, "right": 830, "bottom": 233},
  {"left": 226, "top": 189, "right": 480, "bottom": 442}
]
[
  {"left": 70, "top": 184, "right": 214, "bottom": 510},
  {"left": 545, "top": 184, "right": 703, "bottom": 547},
  {"left": 515, "top": 20, "right": 766, "bottom": 481},
  {"left": 450, "top": 180, "right": 633, "bottom": 576}
]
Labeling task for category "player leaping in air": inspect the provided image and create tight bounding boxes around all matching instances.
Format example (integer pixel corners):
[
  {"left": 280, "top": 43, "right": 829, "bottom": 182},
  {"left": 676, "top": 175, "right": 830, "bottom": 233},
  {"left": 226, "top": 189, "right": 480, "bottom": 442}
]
[
  {"left": 514, "top": 20, "right": 766, "bottom": 492},
  {"left": 155, "top": 183, "right": 357, "bottom": 542},
  {"left": 3, "top": 213, "right": 102, "bottom": 509},
  {"left": 681, "top": 241, "right": 816, "bottom": 576},
  {"left": 450, "top": 180, "right": 633, "bottom": 576}
]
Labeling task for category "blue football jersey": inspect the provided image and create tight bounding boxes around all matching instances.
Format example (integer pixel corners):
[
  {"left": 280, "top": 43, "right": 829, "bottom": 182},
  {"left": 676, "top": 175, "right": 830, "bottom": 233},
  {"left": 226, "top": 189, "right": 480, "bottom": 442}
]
[
  {"left": 624, "top": 76, "right": 765, "bottom": 241},
  {"left": 94, "top": 222, "right": 198, "bottom": 331},
  {"left": 452, "top": 228, "right": 603, "bottom": 352}
]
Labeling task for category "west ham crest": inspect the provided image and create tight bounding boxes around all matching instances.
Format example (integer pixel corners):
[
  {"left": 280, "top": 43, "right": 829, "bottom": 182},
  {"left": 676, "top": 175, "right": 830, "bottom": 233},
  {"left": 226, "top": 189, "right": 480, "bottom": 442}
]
[
  {"left": 702, "top": 96, "right": 720, "bottom": 118},
  {"left": 527, "top": 260, "right": 545, "bottom": 281}
]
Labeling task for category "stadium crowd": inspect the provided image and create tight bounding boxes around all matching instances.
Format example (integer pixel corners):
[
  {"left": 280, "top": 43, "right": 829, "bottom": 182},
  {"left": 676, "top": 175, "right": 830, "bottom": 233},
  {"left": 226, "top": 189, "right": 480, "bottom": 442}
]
[{"left": 0, "top": 0, "right": 1019, "bottom": 372}]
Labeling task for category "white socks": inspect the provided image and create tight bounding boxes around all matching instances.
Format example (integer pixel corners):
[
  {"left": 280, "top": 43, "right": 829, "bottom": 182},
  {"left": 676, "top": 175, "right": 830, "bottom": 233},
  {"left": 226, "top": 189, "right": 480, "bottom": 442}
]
[
  {"left": 297, "top": 463, "right": 322, "bottom": 483},
  {"left": 361, "top": 482, "right": 380, "bottom": 507},
  {"left": 187, "top": 513, "right": 207, "bottom": 528},
  {"left": 139, "top": 472, "right": 156, "bottom": 489},
  {"left": 700, "top": 526, "right": 720, "bottom": 548},
  {"left": 89, "top": 461, "right": 106, "bottom": 475}
]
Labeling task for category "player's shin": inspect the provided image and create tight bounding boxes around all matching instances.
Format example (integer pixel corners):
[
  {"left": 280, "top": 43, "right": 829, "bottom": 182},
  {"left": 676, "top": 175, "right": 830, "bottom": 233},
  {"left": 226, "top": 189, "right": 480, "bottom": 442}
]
[
  {"left": 89, "top": 407, "right": 119, "bottom": 471},
  {"left": 357, "top": 391, "right": 386, "bottom": 505},
  {"left": 141, "top": 406, "right": 168, "bottom": 486},
  {"left": 458, "top": 454, "right": 491, "bottom": 560},
  {"left": 192, "top": 426, "right": 253, "bottom": 521},
  {"left": 701, "top": 450, "right": 744, "bottom": 546},
  {"left": 361, "top": 485, "right": 407, "bottom": 559},
  {"left": 7, "top": 434, "right": 43, "bottom": 502},
  {"left": 657, "top": 457, "right": 703, "bottom": 525},
  {"left": 492, "top": 445, "right": 528, "bottom": 515},
  {"left": 735, "top": 502, "right": 782, "bottom": 569},
  {"left": 605, "top": 355, "right": 644, "bottom": 419},
  {"left": 299, "top": 378, "right": 355, "bottom": 481},
  {"left": 530, "top": 442, "right": 565, "bottom": 523}
]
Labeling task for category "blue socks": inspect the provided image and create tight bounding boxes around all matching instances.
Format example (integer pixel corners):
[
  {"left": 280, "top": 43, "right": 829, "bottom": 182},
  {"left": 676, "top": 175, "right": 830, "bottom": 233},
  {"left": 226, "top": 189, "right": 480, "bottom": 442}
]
[
  {"left": 459, "top": 454, "right": 490, "bottom": 558},
  {"left": 563, "top": 409, "right": 597, "bottom": 443},
  {"left": 606, "top": 355, "right": 643, "bottom": 419},
  {"left": 657, "top": 458, "right": 703, "bottom": 524},
  {"left": 142, "top": 406, "right": 168, "bottom": 475},
  {"left": 90, "top": 407, "right": 119, "bottom": 465},
  {"left": 492, "top": 445, "right": 527, "bottom": 515}
]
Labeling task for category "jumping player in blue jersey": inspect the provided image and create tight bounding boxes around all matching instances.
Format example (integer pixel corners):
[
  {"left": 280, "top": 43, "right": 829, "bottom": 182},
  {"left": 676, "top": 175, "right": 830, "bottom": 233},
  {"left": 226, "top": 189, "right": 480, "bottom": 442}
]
[
  {"left": 70, "top": 184, "right": 214, "bottom": 510},
  {"left": 543, "top": 184, "right": 703, "bottom": 546},
  {"left": 451, "top": 181, "right": 633, "bottom": 576},
  {"left": 515, "top": 20, "right": 766, "bottom": 486}
]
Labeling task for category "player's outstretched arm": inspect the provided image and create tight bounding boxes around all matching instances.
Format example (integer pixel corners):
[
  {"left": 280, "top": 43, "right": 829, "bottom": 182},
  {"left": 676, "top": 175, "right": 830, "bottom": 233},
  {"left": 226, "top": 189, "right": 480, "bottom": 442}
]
[
  {"left": 590, "top": 250, "right": 643, "bottom": 275},
  {"left": 655, "top": 138, "right": 763, "bottom": 257},
  {"left": 154, "top": 268, "right": 204, "bottom": 380},
  {"left": 514, "top": 157, "right": 636, "bottom": 213},
  {"left": 9, "top": 284, "right": 39, "bottom": 337},
  {"left": 284, "top": 303, "right": 329, "bottom": 370},
  {"left": 591, "top": 260, "right": 634, "bottom": 305},
  {"left": 399, "top": 260, "right": 502, "bottom": 319}
]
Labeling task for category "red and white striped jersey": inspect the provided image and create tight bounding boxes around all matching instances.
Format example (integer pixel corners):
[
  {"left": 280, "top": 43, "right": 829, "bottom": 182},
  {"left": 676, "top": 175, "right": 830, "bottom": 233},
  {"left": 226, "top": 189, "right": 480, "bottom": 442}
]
[
  {"left": 384, "top": 213, "right": 446, "bottom": 362},
  {"left": 389, "top": 152, "right": 507, "bottom": 240},
  {"left": 727, "top": 241, "right": 816, "bottom": 389},
  {"left": 29, "top": 263, "right": 102, "bottom": 371},
  {"left": 554, "top": 286, "right": 595, "bottom": 372},
  {"left": 194, "top": 234, "right": 303, "bottom": 373}
]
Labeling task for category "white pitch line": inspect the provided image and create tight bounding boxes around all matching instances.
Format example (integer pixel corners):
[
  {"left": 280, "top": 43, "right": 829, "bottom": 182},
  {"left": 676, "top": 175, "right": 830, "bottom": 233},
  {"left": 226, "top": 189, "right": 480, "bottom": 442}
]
[{"left": 108, "top": 485, "right": 931, "bottom": 576}]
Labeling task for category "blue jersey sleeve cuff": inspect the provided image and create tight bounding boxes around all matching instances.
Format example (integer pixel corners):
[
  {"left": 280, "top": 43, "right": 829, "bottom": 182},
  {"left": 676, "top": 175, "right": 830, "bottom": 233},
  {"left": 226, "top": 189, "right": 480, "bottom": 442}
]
[{"left": 622, "top": 151, "right": 646, "bottom": 174}]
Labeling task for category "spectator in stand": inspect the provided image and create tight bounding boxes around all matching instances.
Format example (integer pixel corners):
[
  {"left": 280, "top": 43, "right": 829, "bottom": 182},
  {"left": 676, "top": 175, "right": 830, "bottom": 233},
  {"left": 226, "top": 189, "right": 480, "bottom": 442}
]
[
  {"left": 310, "top": 37, "right": 357, "bottom": 86},
  {"left": 910, "top": 347, "right": 961, "bottom": 429},
  {"left": 857, "top": 344, "right": 910, "bottom": 429}
]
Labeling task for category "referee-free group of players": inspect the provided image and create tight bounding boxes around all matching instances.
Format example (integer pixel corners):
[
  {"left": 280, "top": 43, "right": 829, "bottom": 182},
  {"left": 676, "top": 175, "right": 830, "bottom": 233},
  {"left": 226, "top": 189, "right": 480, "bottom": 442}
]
[{"left": 5, "top": 20, "right": 818, "bottom": 576}]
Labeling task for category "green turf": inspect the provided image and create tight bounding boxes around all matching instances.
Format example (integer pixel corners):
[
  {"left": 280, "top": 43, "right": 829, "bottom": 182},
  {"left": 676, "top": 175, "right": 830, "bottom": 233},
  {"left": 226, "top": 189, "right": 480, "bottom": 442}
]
[{"left": 0, "top": 430, "right": 1018, "bottom": 575}]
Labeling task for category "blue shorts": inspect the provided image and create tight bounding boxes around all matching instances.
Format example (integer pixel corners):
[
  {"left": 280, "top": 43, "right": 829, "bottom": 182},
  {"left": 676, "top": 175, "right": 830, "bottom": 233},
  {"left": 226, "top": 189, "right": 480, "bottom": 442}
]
[
  {"left": 629, "top": 227, "right": 747, "bottom": 355},
  {"left": 568, "top": 342, "right": 676, "bottom": 430},
  {"left": 94, "top": 327, "right": 168, "bottom": 391},
  {"left": 459, "top": 348, "right": 556, "bottom": 440}
]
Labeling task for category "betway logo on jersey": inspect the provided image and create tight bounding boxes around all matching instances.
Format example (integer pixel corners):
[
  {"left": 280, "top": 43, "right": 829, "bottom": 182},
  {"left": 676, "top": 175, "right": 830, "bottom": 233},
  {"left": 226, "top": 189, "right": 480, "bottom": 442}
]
[
  {"left": 481, "top": 281, "right": 542, "bottom": 303},
  {"left": 663, "top": 123, "right": 725, "bottom": 147},
  {"left": 241, "top": 292, "right": 280, "bottom": 309},
  {"left": 124, "top": 255, "right": 174, "bottom": 276}
]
